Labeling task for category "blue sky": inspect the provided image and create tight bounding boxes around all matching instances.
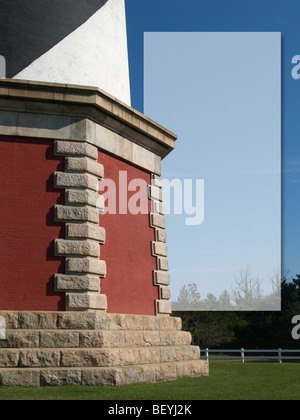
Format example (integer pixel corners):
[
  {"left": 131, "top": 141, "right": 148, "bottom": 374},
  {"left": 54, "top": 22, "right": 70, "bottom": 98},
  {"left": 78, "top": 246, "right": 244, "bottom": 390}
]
[
  {"left": 144, "top": 32, "right": 281, "bottom": 308},
  {"left": 125, "top": 0, "right": 300, "bottom": 305}
]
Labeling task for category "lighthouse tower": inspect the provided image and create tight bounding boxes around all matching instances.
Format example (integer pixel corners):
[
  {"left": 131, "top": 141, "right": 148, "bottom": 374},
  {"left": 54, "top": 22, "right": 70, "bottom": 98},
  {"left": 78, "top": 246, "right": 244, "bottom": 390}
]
[
  {"left": 0, "top": 0, "right": 131, "bottom": 104},
  {"left": 0, "top": 0, "right": 208, "bottom": 387}
]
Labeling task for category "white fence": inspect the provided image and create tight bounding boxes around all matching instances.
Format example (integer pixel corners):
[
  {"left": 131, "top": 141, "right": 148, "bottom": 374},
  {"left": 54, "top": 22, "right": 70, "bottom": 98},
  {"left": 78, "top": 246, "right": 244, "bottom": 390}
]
[{"left": 201, "top": 349, "right": 300, "bottom": 363}]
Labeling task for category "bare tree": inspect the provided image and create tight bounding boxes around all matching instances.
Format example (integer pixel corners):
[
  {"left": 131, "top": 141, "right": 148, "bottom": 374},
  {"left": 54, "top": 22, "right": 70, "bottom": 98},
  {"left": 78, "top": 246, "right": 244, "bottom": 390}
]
[{"left": 231, "top": 267, "right": 264, "bottom": 310}]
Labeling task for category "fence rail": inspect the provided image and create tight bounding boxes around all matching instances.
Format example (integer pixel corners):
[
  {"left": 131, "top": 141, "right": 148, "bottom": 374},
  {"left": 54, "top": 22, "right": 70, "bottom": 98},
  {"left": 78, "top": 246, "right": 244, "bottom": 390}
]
[{"left": 201, "top": 349, "right": 300, "bottom": 363}]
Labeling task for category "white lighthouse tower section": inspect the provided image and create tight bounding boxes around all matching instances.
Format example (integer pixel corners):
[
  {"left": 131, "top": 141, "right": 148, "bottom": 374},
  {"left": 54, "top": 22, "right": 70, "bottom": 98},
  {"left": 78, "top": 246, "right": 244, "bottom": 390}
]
[{"left": 14, "top": 0, "right": 131, "bottom": 105}]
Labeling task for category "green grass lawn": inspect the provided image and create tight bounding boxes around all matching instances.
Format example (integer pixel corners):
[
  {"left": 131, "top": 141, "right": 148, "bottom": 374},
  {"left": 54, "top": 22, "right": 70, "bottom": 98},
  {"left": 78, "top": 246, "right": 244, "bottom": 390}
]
[{"left": 0, "top": 361, "right": 299, "bottom": 400}]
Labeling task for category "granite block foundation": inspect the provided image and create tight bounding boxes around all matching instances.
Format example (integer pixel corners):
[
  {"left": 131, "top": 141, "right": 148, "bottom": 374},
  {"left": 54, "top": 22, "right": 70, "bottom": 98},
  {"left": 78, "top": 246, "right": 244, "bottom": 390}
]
[{"left": 0, "top": 312, "right": 208, "bottom": 387}]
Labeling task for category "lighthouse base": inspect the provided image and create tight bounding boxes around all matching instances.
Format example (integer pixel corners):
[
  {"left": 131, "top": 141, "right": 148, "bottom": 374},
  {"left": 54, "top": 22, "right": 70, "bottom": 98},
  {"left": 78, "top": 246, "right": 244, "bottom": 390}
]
[{"left": 0, "top": 312, "right": 209, "bottom": 387}]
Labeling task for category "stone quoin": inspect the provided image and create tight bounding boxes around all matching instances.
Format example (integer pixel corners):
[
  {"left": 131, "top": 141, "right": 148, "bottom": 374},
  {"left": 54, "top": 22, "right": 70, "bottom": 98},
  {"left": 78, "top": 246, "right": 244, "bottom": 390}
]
[{"left": 0, "top": 0, "right": 209, "bottom": 386}]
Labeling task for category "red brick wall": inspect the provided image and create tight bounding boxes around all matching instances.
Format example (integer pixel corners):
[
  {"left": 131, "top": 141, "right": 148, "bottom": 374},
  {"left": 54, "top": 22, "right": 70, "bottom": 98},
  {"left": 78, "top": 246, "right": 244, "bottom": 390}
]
[
  {"left": 99, "top": 150, "right": 159, "bottom": 315},
  {"left": 0, "top": 136, "right": 65, "bottom": 311},
  {"left": 0, "top": 137, "right": 158, "bottom": 314}
]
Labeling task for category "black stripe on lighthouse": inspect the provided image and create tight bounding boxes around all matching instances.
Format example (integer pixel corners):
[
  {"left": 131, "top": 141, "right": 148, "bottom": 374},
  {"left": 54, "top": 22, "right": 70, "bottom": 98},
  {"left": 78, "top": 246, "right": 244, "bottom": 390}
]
[{"left": 0, "top": 0, "right": 109, "bottom": 78}]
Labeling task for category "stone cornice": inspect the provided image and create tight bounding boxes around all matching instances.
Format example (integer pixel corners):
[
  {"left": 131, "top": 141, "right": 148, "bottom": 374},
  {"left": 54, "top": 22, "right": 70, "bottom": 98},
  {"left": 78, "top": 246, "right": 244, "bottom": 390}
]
[{"left": 0, "top": 79, "right": 177, "bottom": 159}]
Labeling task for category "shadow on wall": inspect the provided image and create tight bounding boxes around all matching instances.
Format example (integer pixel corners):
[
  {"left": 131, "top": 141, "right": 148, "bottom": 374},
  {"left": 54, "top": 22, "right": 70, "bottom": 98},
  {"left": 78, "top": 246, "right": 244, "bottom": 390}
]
[{"left": 46, "top": 145, "right": 65, "bottom": 310}]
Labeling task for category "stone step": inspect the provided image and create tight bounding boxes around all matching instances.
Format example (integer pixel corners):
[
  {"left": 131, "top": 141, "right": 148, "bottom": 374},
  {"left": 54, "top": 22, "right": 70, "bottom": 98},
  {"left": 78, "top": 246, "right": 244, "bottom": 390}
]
[
  {"left": 0, "top": 345, "right": 200, "bottom": 369},
  {"left": 0, "top": 312, "right": 182, "bottom": 332},
  {"left": 0, "top": 360, "right": 209, "bottom": 387},
  {"left": 0, "top": 329, "right": 192, "bottom": 349},
  {"left": 0, "top": 312, "right": 209, "bottom": 387}
]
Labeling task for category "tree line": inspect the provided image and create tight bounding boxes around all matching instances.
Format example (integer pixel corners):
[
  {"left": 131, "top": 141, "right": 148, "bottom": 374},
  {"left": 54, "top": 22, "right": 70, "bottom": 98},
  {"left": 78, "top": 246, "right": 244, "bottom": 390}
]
[
  {"left": 172, "top": 267, "right": 281, "bottom": 311},
  {"left": 172, "top": 274, "right": 300, "bottom": 350}
]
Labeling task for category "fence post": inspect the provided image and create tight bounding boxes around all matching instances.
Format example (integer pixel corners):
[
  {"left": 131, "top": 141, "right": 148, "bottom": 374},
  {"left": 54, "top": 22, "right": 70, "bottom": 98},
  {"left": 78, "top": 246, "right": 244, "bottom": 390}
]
[
  {"left": 241, "top": 348, "right": 245, "bottom": 364},
  {"left": 205, "top": 348, "right": 209, "bottom": 361},
  {"left": 278, "top": 348, "right": 282, "bottom": 364}
]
